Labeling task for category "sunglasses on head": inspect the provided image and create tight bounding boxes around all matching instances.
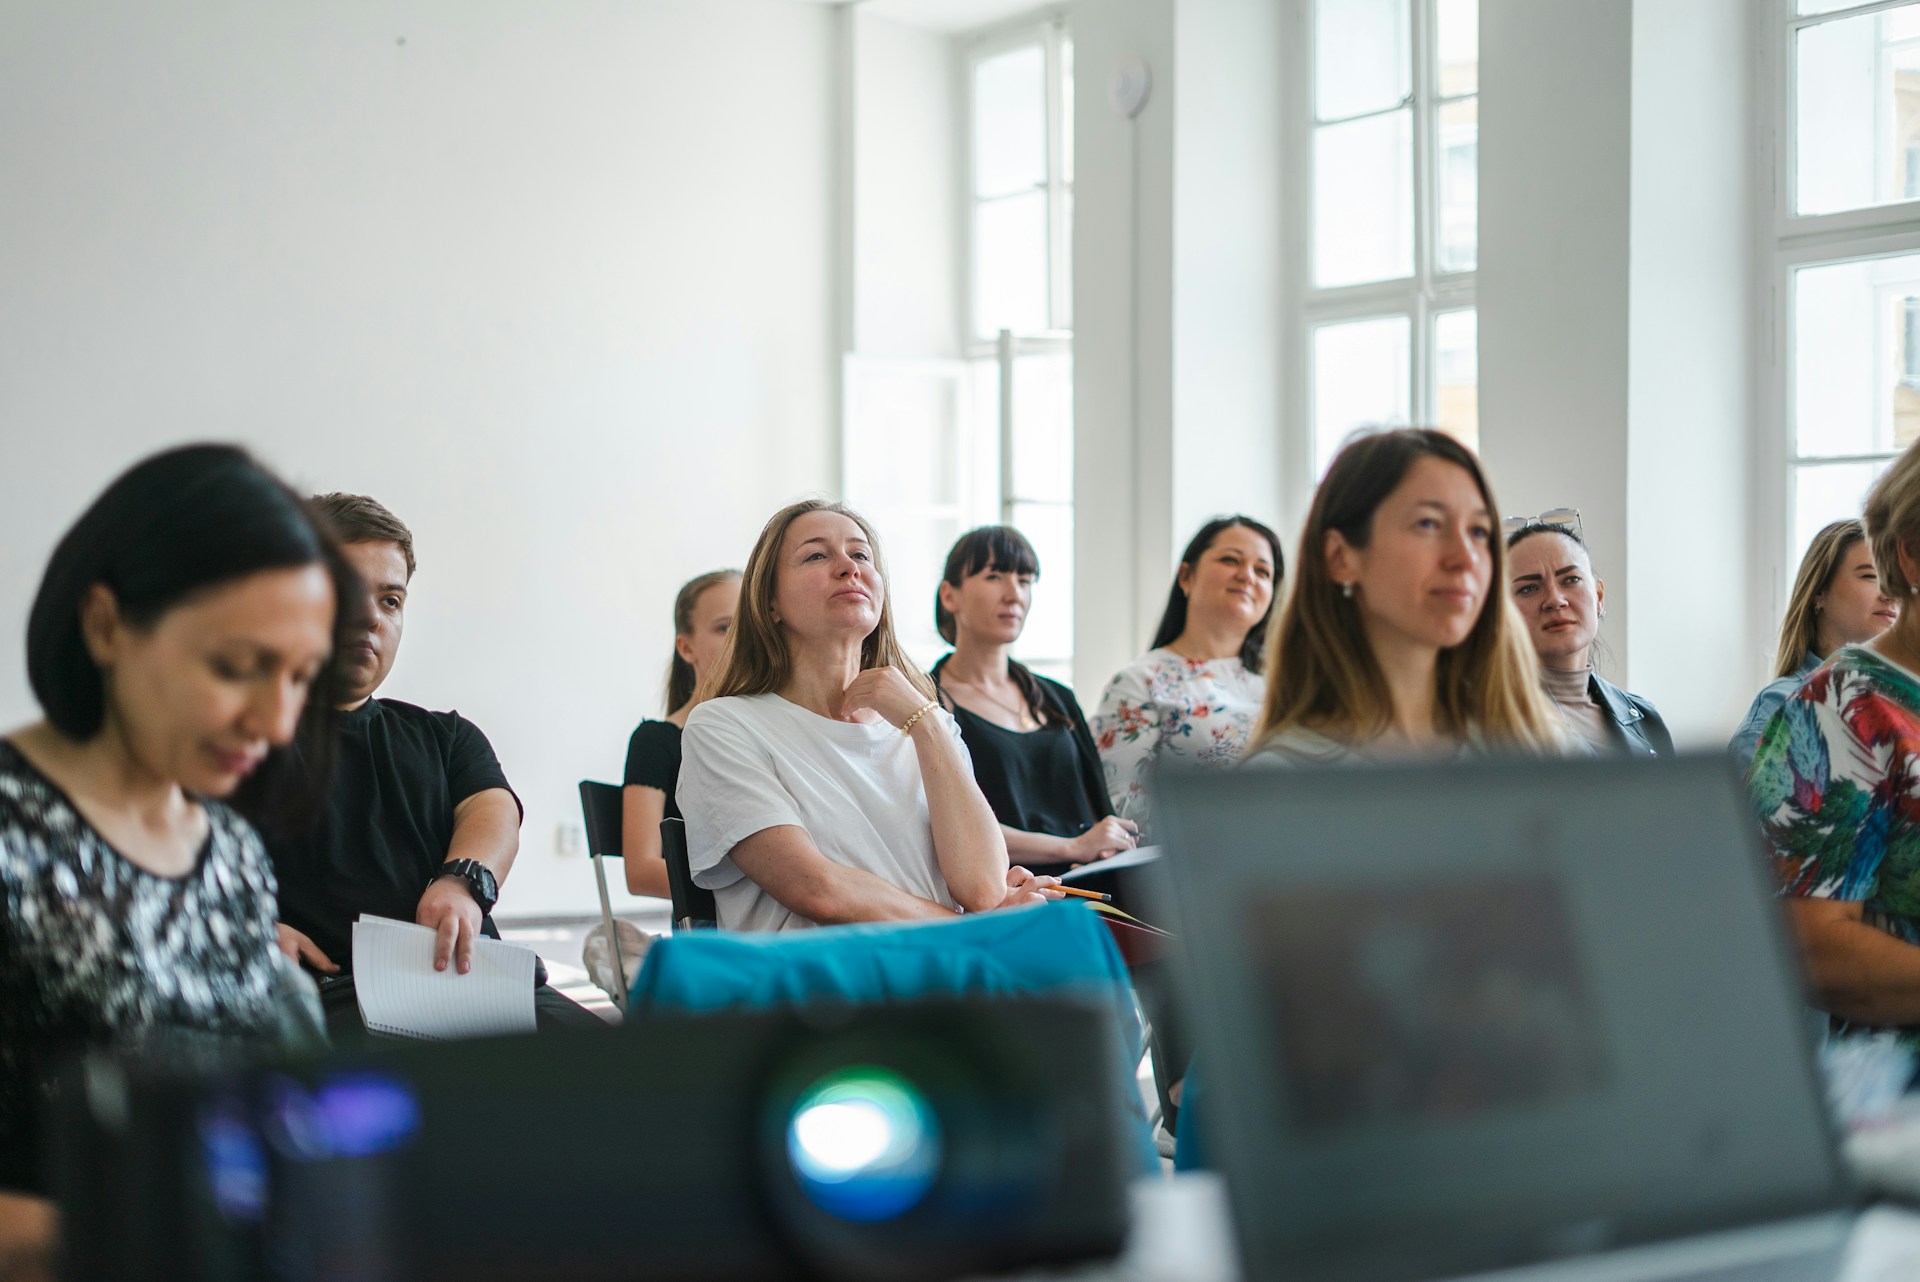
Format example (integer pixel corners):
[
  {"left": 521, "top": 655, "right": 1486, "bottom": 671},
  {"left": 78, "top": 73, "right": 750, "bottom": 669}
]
[{"left": 1501, "top": 507, "right": 1583, "bottom": 540}]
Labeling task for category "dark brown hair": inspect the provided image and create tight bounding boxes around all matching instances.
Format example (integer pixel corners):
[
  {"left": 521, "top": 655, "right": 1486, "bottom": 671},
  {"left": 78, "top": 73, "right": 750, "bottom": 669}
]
[
  {"left": 933, "top": 525, "right": 1059, "bottom": 727},
  {"left": 27, "top": 444, "right": 362, "bottom": 831},
  {"left": 310, "top": 492, "right": 416, "bottom": 580},
  {"left": 1149, "top": 516, "right": 1284, "bottom": 671}
]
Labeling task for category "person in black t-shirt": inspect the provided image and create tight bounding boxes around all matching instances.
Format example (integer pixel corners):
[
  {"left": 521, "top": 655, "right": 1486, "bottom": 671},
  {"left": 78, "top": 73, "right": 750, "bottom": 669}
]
[
  {"left": 269, "top": 494, "right": 599, "bottom": 1033},
  {"left": 619, "top": 569, "right": 739, "bottom": 898},
  {"left": 932, "top": 526, "right": 1137, "bottom": 878}
]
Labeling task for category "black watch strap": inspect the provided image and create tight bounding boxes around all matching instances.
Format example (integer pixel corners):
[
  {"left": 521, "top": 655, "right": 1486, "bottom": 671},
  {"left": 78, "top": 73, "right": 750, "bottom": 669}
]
[{"left": 435, "top": 858, "right": 498, "bottom": 915}]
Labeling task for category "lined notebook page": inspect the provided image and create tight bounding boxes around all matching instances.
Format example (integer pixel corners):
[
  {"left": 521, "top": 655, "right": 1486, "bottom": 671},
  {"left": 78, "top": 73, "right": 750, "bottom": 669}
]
[{"left": 351, "top": 915, "right": 537, "bottom": 1039}]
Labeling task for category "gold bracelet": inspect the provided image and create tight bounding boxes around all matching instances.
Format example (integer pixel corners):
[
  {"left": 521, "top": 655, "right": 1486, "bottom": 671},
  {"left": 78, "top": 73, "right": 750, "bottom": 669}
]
[{"left": 900, "top": 700, "right": 939, "bottom": 736}]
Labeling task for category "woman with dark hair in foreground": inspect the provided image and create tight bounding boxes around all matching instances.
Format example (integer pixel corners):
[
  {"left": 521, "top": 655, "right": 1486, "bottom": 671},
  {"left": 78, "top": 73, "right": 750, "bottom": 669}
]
[{"left": 0, "top": 444, "right": 357, "bottom": 1271}]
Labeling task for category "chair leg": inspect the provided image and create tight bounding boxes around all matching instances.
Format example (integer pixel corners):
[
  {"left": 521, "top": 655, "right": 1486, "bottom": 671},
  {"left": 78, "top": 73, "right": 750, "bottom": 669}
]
[{"left": 592, "top": 856, "right": 627, "bottom": 1002}]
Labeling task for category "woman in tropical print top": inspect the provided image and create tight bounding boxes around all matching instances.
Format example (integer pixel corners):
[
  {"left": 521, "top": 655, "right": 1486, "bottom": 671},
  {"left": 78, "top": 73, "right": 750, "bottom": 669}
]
[{"left": 1751, "top": 439, "right": 1920, "bottom": 1053}]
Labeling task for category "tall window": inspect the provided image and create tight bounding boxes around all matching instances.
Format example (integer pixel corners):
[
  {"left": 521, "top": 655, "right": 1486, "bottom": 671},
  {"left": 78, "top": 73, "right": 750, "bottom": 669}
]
[
  {"left": 1778, "top": 0, "right": 1920, "bottom": 566},
  {"left": 1303, "top": 0, "right": 1479, "bottom": 475},
  {"left": 967, "top": 18, "right": 1075, "bottom": 681}
]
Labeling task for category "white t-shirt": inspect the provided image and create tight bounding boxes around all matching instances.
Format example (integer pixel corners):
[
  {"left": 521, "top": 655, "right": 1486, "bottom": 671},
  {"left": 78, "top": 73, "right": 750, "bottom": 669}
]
[{"left": 676, "top": 692, "right": 969, "bottom": 932}]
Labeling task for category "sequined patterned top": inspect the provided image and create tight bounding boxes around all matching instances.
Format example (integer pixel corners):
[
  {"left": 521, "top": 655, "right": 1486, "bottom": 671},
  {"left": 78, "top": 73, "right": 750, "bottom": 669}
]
[
  {"left": 1090, "top": 648, "right": 1266, "bottom": 840},
  {"left": 0, "top": 739, "right": 282, "bottom": 1193}
]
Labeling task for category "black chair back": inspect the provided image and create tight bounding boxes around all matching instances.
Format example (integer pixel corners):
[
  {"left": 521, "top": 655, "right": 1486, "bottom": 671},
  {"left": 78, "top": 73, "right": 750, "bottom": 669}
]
[
  {"left": 578, "top": 780, "right": 623, "bottom": 857},
  {"left": 660, "top": 817, "right": 717, "bottom": 930},
  {"left": 576, "top": 780, "right": 631, "bottom": 998}
]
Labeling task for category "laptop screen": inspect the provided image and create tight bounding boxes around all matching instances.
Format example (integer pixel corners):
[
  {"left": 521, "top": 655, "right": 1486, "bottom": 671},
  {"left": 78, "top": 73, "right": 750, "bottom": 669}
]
[{"left": 1158, "top": 754, "right": 1851, "bottom": 1282}]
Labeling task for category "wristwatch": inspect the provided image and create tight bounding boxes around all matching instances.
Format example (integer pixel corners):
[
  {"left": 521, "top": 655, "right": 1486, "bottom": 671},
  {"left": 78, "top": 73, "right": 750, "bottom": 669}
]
[{"left": 434, "top": 858, "right": 499, "bottom": 915}]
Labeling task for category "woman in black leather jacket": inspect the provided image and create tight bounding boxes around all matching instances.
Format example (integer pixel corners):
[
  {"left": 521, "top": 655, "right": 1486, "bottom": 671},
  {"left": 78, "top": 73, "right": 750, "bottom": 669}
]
[{"left": 1504, "top": 516, "right": 1674, "bottom": 757}]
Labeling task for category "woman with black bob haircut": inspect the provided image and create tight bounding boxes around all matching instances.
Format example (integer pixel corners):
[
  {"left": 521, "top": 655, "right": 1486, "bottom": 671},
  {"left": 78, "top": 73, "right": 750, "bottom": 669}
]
[
  {"left": 932, "top": 526, "right": 1137, "bottom": 876},
  {"left": 0, "top": 444, "right": 357, "bottom": 1251},
  {"left": 1092, "top": 515, "right": 1282, "bottom": 837}
]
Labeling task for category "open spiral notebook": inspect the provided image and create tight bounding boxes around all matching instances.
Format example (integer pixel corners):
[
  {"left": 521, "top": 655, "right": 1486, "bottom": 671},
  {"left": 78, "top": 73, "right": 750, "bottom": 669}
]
[{"left": 351, "top": 914, "right": 538, "bottom": 1039}]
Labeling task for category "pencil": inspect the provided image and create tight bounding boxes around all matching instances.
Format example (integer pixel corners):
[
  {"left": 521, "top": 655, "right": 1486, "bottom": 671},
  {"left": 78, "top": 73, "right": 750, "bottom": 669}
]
[{"left": 1053, "top": 885, "right": 1112, "bottom": 903}]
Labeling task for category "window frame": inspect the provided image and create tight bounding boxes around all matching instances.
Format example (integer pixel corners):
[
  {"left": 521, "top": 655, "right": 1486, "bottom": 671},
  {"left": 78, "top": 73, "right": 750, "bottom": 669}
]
[
  {"left": 1286, "top": 0, "right": 1478, "bottom": 518},
  {"left": 958, "top": 10, "right": 1076, "bottom": 675},
  {"left": 1765, "top": 0, "right": 1920, "bottom": 627},
  {"left": 962, "top": 12, "right": 1074, "bottom": 350}
]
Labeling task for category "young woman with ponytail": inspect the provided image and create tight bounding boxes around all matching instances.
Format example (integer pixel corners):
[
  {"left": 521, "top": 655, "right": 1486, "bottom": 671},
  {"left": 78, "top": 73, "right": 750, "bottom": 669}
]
[{"left": 618, "top": 569, "right": 740, "bottom": 897}]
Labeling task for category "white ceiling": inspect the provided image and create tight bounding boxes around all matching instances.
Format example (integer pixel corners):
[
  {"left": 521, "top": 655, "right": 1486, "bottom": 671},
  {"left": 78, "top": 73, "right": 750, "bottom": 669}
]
[{"left": 845, "top": 0, "right": 1058, "bottom": 35}]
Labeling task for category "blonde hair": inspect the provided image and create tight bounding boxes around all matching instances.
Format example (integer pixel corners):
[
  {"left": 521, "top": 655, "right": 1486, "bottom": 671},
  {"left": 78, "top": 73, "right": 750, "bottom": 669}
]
[
  {"left": 1773, "top": 520, "right": 1866, "bottom": 679},
  {"left": 1866, "top": 441, "right": 1920, "bottom": 603},
  {"left": 1251, "top": 429, "right": 1563, "bottom": 754},
  {"left": 700, "top": 499, "right": 936, "bottom": 705}
]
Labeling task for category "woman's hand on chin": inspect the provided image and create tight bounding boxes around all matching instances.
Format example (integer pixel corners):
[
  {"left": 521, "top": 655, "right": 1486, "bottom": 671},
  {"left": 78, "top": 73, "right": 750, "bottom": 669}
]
[
  {"left": 994, "top": 865, "right": 1063, "bottom": 910},
  {"left": 842, "top": 666, "right": 931, "bottom": 728}
]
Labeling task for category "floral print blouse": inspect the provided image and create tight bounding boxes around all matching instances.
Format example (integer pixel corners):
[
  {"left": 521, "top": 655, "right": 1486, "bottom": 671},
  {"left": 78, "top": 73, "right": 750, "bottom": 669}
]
[
  {"left": 1749, "top": 646, "right": 1920, "bottom": 1050},
  {"left": 1090, "top": 647, "right": 1266, "bottom": 839}
]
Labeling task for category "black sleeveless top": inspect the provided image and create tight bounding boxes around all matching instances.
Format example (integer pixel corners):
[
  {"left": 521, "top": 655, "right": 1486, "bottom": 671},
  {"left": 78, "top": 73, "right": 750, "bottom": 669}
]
[{"left": 931, "top": 658, "right": 1111, "bottom": 849}]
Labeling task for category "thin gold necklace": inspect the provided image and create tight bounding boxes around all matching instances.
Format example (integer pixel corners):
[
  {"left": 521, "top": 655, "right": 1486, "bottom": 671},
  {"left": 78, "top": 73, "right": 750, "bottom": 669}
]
[{"left": 946, "top": 673, "right": 1036, "bottom": 727}]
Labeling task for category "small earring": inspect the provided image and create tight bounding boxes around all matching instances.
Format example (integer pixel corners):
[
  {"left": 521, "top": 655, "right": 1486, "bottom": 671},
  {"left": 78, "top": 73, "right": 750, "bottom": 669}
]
[
  {"left": 1339, "top": 582, "right": 1354, "bottom": 600},
  {"left": 1910, "top": 584, "right": 1918, "bottom": 598}
]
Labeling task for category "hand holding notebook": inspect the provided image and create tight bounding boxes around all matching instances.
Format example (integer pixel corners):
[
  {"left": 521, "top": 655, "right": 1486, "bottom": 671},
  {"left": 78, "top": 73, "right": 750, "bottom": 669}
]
[{"left": 351, "top": 914, "right": 537, "bottom": 1039}]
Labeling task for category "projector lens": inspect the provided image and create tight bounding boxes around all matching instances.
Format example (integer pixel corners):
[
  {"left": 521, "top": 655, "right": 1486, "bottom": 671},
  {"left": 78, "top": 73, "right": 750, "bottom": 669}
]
[{"left": 785, "top": 1066, "right": 941, "bottom": 1222}]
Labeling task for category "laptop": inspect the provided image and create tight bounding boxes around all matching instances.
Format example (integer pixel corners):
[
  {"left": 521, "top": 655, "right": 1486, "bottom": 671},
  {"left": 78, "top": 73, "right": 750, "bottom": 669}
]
[{"left": 1154, "top": 752, "right": 1857, "bottom": 1282}]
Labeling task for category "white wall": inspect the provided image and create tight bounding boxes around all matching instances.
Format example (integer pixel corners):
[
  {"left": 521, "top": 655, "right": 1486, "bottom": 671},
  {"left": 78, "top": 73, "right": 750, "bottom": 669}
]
[
  {"left": 853, "top": 11, "right": 961, "bottom": 360},
  {"left": 1069, "top": 0, "right": 1285, "bottom": 707},
  {"left": 0, "top": 0, "right": 839, "bottom": 918},
  {"left": 1481, "top": 0, "right": 1760, "bottom": 745}
]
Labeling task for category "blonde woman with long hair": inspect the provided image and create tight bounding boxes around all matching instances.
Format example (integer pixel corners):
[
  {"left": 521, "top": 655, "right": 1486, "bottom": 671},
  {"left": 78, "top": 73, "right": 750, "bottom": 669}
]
[
  {"left": 1730, "top": 519, "right": 1895, "bottom": 766},
  {"left": 676, "top": 500, "right": 1059, "bottom": 931},
  {"left": 1248, "top": 429, "right": 1564, "bottom": 763}
]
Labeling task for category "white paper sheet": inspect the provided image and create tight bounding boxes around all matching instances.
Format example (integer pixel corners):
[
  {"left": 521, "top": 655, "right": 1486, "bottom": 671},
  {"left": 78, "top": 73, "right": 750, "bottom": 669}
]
[
  {"left": 351, "top": 914, "right": 537, "bottom": 1040},
  {"left": 1059, "top": 844, "right": 1162, "bottom": 884}
]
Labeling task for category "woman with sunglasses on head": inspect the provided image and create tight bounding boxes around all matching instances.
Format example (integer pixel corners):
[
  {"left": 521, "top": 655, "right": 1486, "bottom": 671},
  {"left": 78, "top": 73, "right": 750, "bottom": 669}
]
[
  {"left": 1092, "top": 515, "right": 1282, "bottom": 838},
  {"left": 1731, "top": 519, "right": 1896, "bottom": 767},
  {"left": 675, "top": 500, "right": 1061, "bottom": 932},
  {"left": 1504, "top": 512, "right": 1672, "bottom": 757},
  {"left": 1246, "top": 430, "right": 1564, "bottom": 764},
  {"left": 0, "top": 445, "right": 356, "bottom": 1273},
  {"left": 931, "top": 526, "right": 1137, "bottom": 876}
]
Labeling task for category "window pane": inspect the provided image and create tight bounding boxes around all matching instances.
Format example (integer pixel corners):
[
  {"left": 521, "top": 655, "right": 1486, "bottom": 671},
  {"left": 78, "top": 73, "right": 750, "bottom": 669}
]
[
  {"left": 1313, "top": 315, "right": 1412, "bottom": 475},
  {"left": 1314, "top": 109, "right": 1415, "bottom": 288},
  {"left": 975, "top": 190, "right": 1050, "bottom": 340},
  {"left": 844, "top": 366, "right": 960, "bottom": 507},
  {"left": 1436, "top": 97, "right": 1478, "bottom": 273},
  {"left": 1315, "top": 0, "right": 1411, "bottom": 122},
  {"left": 1436, "top": 0, "right": 1478, "bottom": 97},
  {"left": 1010, "top": 500, "right": 1074, "bottom": 662},
  {"left": 1061, "top": 37, "right": 1075, "bottom": 186},
  {"left": 1795, "top": 5, "right": 1920, "bottom": 216},
  {"left": 1434, "top": 309, "right": 1479, "bottom": 452},
  {"left": 1794, "top": 460, "right": 1891, "bottom": 565},
  {"left": 974, "top": 44, "right": 1046, "bottom": 199},
  {"left": 1794, "top": 253, "right": 1920, "bottom": 458},
  {"left": 1010, "top": 351, "right": 1073, "bottom": 503}
]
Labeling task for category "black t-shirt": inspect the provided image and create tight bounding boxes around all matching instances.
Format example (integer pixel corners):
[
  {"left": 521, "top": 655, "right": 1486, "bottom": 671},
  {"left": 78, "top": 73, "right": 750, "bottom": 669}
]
[
  {"left": 931, "top": 659, "right": 1111, "bottom": 845},
  {"left": 622, "top": 719, "right": 683, "bottom": 820},
  {"left": 266, "top": 698, "right": 518, "bottom": 970}
]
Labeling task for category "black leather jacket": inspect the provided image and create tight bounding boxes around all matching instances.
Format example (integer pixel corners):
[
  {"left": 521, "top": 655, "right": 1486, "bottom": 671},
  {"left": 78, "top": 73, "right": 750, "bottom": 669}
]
[{"left": 1589, "top": 673, "right": 1673, "bottom": 758}]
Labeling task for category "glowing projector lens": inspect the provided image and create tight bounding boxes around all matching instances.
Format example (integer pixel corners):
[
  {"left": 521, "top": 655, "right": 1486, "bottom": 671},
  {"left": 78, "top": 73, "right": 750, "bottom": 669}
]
[{"left": 785, "top": 1067, "right": 941, "bottom": 1222}]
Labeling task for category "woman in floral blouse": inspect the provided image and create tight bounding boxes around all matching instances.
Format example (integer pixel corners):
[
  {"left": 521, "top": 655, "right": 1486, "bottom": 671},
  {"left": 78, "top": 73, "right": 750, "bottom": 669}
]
[
  {"left": 1092, "top": 515, "right": 1282, "bottom": 837},
  {"left": 1751, "top": 440, "right": 1920, "bottom": 1053}
]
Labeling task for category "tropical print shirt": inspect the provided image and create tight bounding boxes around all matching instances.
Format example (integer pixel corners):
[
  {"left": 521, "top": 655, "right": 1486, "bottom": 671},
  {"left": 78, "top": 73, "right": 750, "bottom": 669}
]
[
  {"left": 1090, "top": 648, "right": 1265, "bottom": 840},
  {"left": 1750, "top": 646, "right": 1920, "bottom": 1047}
]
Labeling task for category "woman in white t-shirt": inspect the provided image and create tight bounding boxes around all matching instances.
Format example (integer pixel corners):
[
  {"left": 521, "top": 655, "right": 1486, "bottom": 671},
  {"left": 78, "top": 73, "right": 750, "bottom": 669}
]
[{"left": 676, "top": 499, "right": 1061, "bottom": 932}]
